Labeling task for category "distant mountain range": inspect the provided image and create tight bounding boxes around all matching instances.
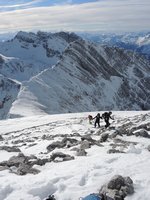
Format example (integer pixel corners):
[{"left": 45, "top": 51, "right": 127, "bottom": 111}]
[
  {"left": 79, "top": 32, "right": 150, "bottom": 59},
  {"left": 0, "top": 31, "right": 150, "bottom": 119}
]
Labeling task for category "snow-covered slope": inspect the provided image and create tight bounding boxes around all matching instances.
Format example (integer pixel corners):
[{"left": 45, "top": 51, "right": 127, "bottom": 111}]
[
  {"left": 0, "top": 111, "right": 150, "bottom": 200},
  {"left": 9, "top": 39, "right": 150, "bottom": 117}
]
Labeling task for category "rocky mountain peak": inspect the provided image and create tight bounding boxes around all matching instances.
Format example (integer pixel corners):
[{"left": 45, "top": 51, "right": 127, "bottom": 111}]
[
  {"left": 14, "top": 31, "right": 37, "bottom": 43},
  {"left": 54, "top": 31, "right": 81, "bottom": 43}
]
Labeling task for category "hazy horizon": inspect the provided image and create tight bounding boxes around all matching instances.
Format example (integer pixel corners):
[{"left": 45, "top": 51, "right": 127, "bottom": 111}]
[{"left": 0, "top": 0, "right": 150, "bottom": 35}]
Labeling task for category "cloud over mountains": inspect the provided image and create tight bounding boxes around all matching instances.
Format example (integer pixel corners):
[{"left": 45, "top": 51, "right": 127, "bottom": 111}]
[{"left": 0, "top": 0, "right": 149, "bottom": 33}]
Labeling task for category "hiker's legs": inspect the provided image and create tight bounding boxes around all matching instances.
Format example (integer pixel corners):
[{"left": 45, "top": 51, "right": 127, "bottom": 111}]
[
  {"left": 105, "top": 120, "right": 110, "bottom": 128},
  {"left": 97, "top": 120, "right": 100, "bottom": 128}
]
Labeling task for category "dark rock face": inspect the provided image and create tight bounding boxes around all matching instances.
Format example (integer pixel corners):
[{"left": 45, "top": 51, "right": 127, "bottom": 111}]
[
  {"left": 50, "top": 152, "right": 74, "bottom": 162},
  {"left": 134, "top": 129, "right": 150, "bottom": 138},
  {"left": 0, "top": 146, "right": 21, "bottom": 152},
  {"left": 100, "top": 133, "right": 109, "bottom": 142},
  {"left": 0, "top": 135, "right": 4, "bottom": 141},
  {"left": 16, "top": 163, "right": 40, "bottom": 175},
  {"left": 54, "top": 31, "right": 80, "bottom": 43},
  {"left": 76, "top": 149, "right": 87, "bottom": 156},
  {"left": 80, "top": 140, "right": 91, "bottom": 149},
  {"left": 47, "top": 137, "right": 80, "bottom": 151},
  {"left": 147, "top": 145, "right": 150, "bottom": 152},
  {"left": 81, "top": 135, "right": 95, "bottom": 143},
  {"left": 107, "top": 175, "right": 125, "bottom": 190},
  {"left": 47, "top": 141, "right": 66, "bottom": 152},
  {"left": 107, "top": 149, "right": 125, "bottom": 154},
  {"left": 100, "top": 175, "right": 134, "bottom": 200}
]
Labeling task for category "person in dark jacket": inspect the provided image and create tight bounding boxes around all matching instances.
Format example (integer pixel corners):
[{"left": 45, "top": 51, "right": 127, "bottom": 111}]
[
  {"left": 102, "top": 111, "right": 113, "bottom": 128},
  {"left": 93, "top": 113, "right": 102, "bottom": 128},
  {"left": 45, "top": 195, "right": 56, "bottom": 200}
]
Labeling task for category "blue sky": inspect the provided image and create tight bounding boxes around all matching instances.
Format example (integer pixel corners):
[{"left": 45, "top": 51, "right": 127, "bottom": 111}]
[
  {"left": 0, "top": 0, "right": 150, "bottom": 34},
  {"left": 0, "top": 0, "right": 98, "bottom": 11}
]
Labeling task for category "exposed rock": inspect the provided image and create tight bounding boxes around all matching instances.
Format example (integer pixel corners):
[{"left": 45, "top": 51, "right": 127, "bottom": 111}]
[
  {"left": 70, "top": 147, "right": 79, "bottom": 151},
  {"left": 29, "top": 158, "right": 50, "bottom": 166},
  {"left": 130, "top": 123, "right": 150, "bottom": 132},
  {"left": 107, "top": 175, "right": 125, "bottom": 190},
  {"left": 42, "top": 134, "right": 53, "bottom": 140},
  {"left": 47, "top": 141, "right": 66, "bottom": 151},
  {"left": 16, "top": 163, "right": 40, "bottom": 175},
  {"left": 110, "top": 131, "right": 120, "bottom": 139},
  {"left": 54, "top": 31, "right": 80, "bottom": 43},
  {"left": 147, "top": 145, "right": 150, "bottom": 152},
  {"left": 81, "top": 135, "right": 95, "bottom": 143},
  {"left": 12, "top": 139, "right": 25, "bottom": 144},
  {"left": 76, "top": 149, "right": 87, "bottom": 156},
  {"left": 80, "top": 140, "right": 91, "bottom": 149},
  {"left": 134, "top": 129, "right": 150, "bottom": 138},
  {"left": 0, "top": 153, "right": 50, "bottom": 175},
  {"left": 47, "top": 137, "right": 79, "bottom": 151},
  {"left": 114, "top": 127, "right": 133, "bottom": 137},
  {"left": 0, "top": 166, "right": 9, "bottom": 171},
  {"left": 99, "top": 175, "right": 134, "bottom": 200},
  {"left": 0, "top": 135, "right": 4, "bottom": 141},
  {"left": 113, "top": 138, "right": 137, "bottom": 146},
  {"left": 107, "top": 149, "right": 125, "bottom": 154},
  {"left": 62, "top": 137, "right": 79, "bottom": 147},
  {"left": 100, "top": 133, "right": 109, "bottom": 142},
  {"left": 0, "top": 146, "right": 21, "bottom": 152},
  {"left": 50, "top": 152, "right": 74, "bottom": 162}
]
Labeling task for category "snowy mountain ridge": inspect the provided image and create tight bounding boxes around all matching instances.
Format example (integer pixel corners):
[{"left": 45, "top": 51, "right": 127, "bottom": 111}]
[
  {"left": 0, "top": 31, "right": 150, "bottom": 119},
  {"left": 9, "top": 39, "right": 150, "bottom": 118},
  {"left": 0, "top": 31, "right": 80, "bottom": 81},
  {"left": 79, "top": 32, "right": 150, "bottom": 59},
  {"left": 0, "top": 31, "right": 80, "bottom": 119}
]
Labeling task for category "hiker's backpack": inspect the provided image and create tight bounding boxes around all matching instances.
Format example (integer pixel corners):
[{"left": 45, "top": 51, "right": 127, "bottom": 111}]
[
  {"left": 81, "top": 194, "right": 102, "bottom": 200},
  {"left": 45, "top": 195, "right": 56, "bottom": 200}
]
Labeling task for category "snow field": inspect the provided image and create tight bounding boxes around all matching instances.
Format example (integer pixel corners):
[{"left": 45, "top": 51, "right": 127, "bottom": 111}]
[{"left": 0, "top": 111, "right": 150, "bottom": 200}]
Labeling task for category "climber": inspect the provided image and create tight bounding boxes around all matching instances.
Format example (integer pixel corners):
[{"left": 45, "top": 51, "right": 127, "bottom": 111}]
[
  {"left": 102, "top": 111, "right": 113, "bottom": 128},
  {"left": 88, "top": 115, "right": 93, "bottom": 124},
  {"left": 93, "top": 113, "right": 102, "bottom": 128}
]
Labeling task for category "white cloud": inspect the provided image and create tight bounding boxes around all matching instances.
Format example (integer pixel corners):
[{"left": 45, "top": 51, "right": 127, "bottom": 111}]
[
  {"left": 0, "top": 0, "right": 42, "bottom": 9},
  {"left": 0, "top": 0, "right": 150, "bottom": 33}
]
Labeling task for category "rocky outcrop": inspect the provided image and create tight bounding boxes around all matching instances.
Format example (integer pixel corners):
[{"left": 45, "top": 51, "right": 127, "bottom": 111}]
[
  {"left": 50, "top": 152, "right": 74, "bottom": 162},
  {"left": 0, "top": 135, "right": 4, "bottom": 141},
  {"left": 76, "top": 148, "right": 87, "bottom": 156},
  {"left": 100, "top": 175, "right": 134, "bottom": 200},
  {"left": 0, "top": 146, "right": 21, "bottom": 152},
  {"left": 0, "top": 153, "right": 50, "bottom": 175},
  {"left": 47, "top": 137, "right": 80, "bottom": 152},
  {"left": 100, "top": 133, "right": 109, "bottom": 142},
  {"left": 134, "top": 129, "right": 150, "bottom": 138}
]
